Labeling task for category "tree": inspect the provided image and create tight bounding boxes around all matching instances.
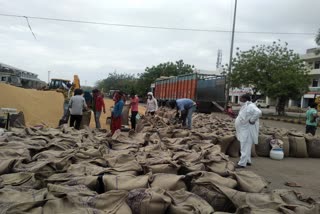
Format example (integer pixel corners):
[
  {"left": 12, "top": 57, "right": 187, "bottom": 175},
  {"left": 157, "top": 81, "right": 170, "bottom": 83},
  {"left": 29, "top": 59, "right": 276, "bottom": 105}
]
[
  {"left": 316, "top": 28, "right": 320, "bottom": 46},
  {"left": 96, "top": 72, "right": 138, "bottom": 94},
  {"left": 229, "top": 41, "right": 310, "bottom": 115},
  {"left": 136, "top": 60, "right": 194, "bottom": 95}
]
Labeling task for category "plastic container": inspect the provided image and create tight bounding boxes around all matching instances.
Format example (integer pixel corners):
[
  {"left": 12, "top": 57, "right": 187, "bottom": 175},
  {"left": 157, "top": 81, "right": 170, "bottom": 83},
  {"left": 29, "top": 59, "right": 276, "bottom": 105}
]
[{"left": 270, "top": 148, "right": 284, "bottom": 160}]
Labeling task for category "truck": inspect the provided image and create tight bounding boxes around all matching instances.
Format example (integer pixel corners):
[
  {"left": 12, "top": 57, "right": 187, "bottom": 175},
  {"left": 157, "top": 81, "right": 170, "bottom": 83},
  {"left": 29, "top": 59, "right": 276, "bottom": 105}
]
[{"left": 154, "top": 73, "right": 226, "bottom": 113}]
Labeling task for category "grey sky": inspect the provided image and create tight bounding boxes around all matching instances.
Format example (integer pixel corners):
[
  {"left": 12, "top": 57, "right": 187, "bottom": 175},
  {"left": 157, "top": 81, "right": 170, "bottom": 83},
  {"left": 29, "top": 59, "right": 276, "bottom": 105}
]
[{"left": 0, "top": 0, "right": 319, "bottom": 86}]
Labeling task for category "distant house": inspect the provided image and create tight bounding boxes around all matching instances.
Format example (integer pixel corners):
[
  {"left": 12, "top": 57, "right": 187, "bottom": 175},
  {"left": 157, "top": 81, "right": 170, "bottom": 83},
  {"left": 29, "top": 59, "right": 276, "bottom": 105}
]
[
  {"left": 300, "top": 48, "right": 320, "bottom": 108},
  {"left": 0, "top": 63, "right": 46, "bottom": 89}
]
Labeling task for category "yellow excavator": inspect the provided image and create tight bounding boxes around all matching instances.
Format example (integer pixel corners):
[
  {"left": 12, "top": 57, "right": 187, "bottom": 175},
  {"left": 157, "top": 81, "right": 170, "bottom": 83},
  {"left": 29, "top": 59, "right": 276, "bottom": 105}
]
[{"left": 49, "top": 75, "right": 80, "bottom": 90}]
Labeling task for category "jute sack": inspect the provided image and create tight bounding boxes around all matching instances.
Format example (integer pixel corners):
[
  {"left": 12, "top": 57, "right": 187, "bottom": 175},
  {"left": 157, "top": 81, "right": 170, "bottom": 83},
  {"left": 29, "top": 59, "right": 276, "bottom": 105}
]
[
  {"left": 304, "top": 135, "right": 320, "bottom": 158},
  {"left": 236, "top": 207, "right": 282, "bottom": 213},
  {"left": 187, "top": 171, "right": 237, "bottom": 189},
  {"left": 126, "top": 188, "right": 172, "bottom": 214},
  {"left": 178, "top": 163, "right": 206, "bottom": 175},
  {"left": 205, "top": 159, "right": 235, "bottom": 177},
  {"left": 145, "top": 163, "right": 180, "bottom": 174},
  {"left": 149, "top": 174, "right": 186, "bottom": 191},
  {"left": 215, "top": 185, "right": 286, "bottom": 211},
  {"left": 256, "top": 135, "right": 272, "bottom": 157},
  {"left": 0, "top": 187, "right": 48, "bottom": 204},
  {"left": 289, "top": 135, "right": 308, "bottom": 158},
  {"left": 226, "top": 140, "right": 240, "bottom": 158},
  {"left": 44, "top": 189, "right": 132, "bottom": 214},
  {"left": 0, "top": 172, "right": 32, "bottom": 186},
  {"left": 215, "top": 135, "right": 235, "bottom": 154},
  {"left": 2, "top": 201, "right": 45, "bottom": 214},
  {"left": 0, "top": 159, "right": 17, "bottom": 175},
  {"left": 80, "top": 110, "right": 91, "bottom": 129},
  {"left": 172, "top": 129, "right": 190, "bottom": 138},
  {"left": 102, "top": 174, "right": 149, "bottom": 191},
  {"left": 232, "top": 171, "right": 268, "bottom": 193},
  {"left": 106, "top": 154, "right": 142, "bottom": 172},
  {"left": 191, "top": 184, "right": 235, "bottom": 213},
  {"left": 275, "top": 189, "right": 320, "bottom": 214},
  {"left": 166, "top": 189, "right": 215, "bottom": 214}
]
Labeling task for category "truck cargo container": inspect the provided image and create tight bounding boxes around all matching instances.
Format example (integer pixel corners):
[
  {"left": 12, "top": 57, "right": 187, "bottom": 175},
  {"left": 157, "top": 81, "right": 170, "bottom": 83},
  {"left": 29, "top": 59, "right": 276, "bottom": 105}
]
[{"left": 154, "top": 73, "right": 226, "bottom": 113}]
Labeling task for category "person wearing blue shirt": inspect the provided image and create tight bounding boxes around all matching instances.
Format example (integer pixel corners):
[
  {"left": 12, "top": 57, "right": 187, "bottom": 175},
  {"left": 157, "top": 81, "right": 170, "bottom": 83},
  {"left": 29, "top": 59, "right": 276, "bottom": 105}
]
[
  {"left": 111, "top": 92, "right": 124, "bottom": 134},
  {"left": 171, "top": 98, "right": 196, "bottom": 129}
]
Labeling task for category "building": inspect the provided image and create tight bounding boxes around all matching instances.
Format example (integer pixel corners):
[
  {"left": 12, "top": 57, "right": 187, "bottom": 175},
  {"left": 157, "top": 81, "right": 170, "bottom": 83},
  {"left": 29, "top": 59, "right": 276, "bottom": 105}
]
[
  {"left": 0, "top": 63, "right": 46, "bottom": 89},
  {"left": 300, "top": 48, "right": 320, "bottom": 108}
]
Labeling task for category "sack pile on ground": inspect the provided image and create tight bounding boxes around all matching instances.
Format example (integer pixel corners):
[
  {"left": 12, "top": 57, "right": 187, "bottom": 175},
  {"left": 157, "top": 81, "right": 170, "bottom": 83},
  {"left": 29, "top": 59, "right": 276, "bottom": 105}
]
[{"left": 0, "top": 108, "right": 319, "bottom": 213}]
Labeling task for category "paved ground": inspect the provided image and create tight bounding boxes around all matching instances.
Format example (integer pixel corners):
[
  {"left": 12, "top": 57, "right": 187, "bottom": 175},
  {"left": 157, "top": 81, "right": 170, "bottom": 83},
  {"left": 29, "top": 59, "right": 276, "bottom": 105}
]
[
  {"left": 260, "top": 119, "right": 307, "bottom": 133},
  {"left": 231, "top": 157, "right": 320, "bottom": 200},
  {"left": 230, "top": 119, "right": 320, "bottom": 200}
]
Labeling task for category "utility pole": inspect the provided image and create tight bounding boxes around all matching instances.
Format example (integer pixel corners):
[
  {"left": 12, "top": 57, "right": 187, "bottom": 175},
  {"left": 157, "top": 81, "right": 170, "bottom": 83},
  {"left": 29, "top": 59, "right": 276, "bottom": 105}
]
[
  {"left": 48, "top": 71, "right": 51, "bottom": 84},
  {"left": 225, "top": 0, "right": 238, "bottom": 109},
  {"left": 216, "top": 49, "right": 222, "bottom": 69}
]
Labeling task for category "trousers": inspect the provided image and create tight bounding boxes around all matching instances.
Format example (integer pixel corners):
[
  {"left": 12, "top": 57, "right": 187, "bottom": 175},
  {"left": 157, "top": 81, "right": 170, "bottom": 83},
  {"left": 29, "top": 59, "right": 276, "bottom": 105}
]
[
  {"left": 238, "top": 137, "right": 253, "bottom": 166},
  {"left": 94, "top": 111, "right": 102, "bottom": 129},
  {"left": 70, "top": 115, "right": 82, "bottom": 130},
  {"left": 131, "top": 111, "right": 138, "bottom": 130}
]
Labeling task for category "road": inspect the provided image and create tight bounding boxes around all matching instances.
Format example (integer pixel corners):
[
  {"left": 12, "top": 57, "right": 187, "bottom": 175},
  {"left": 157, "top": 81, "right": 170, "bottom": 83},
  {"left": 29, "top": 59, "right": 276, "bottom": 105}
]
[
  {"left": 231, "top": 157, "right": 320, "bottom": 200},
  {"left": 233, "top": 106, "right": 306, "bottom": 118}
]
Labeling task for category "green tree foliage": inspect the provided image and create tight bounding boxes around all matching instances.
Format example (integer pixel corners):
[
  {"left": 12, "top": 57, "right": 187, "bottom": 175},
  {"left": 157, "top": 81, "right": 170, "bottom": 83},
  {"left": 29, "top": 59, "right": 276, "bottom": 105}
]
[
  {"left": 229, "top": 41, "right": 310, "bottom": 115},
  {"left": 96, "top": 72, "right": 138, "bottom": 94},
  {"left": 316, "top": 28, "right": 320, "bottom": 46},
  {"left": 136, "top": 60, "right": 194, "bottom": 95}
]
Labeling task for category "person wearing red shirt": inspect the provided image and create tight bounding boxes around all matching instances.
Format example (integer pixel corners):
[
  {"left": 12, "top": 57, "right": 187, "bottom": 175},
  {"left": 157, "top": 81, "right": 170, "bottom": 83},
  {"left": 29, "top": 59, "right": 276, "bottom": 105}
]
[
  {"left": 92, "top": 89, "right": 106, "bottom": 129},
  {"left": 129, "top": 93, "right": 139, "bottom": 130}
]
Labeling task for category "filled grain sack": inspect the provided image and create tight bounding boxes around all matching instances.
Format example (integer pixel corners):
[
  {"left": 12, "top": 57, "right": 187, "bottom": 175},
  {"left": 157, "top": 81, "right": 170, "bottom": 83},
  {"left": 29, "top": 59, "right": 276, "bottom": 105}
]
[
  {"left": 79, "top": 110, "right": 91, "bottom": 129},
  {"left": 205, "top": 159, "right": 235, "bottom": 177},
  {"left": 166, "top": 189, "right": 215, "bottom": 214},
  {"left": 226, "top": 139, "right": 240, "bottom": 157},
  {"left": 144, "top": 163, "right": 180, "bottom": 174},
  {"left": 126, "top": 188, "right": 171, "bottom": 214},
  {"left": 106, "top": 154, "right": 142, "bottom": 172},
  {"left": 102, "top": 174, "right": 149, "bottom": 191},
  {"left": 289, "top": 135, "right": 308, "bottom": 158},
  {"left": 44, "top": 187, "right": 132, "bottom": 214},
  {"left": 215, "top": 135, "right": 235, "bottom": 154},
  {"left": 172, "top": 129, "right": 190, "bottom": 138},
  {"left": 256, "top": 134, "right": 272, "bottom": 157},
  {"left": 215, "top": 185, "right": 285, "bottom": 211},
  {"left": 149, "top": 174, "right": 186, "bottom": 191},
  {"left": 305, "top": 134, "right": 320, "bottom": 158},
  {"left": 281, "top": 136, "right": 290, "bottom": 157},
  {"left": 232, "top": 171, "right": 268, "bottom": 193},
  {"left": 187, "top": 171, "right": 237, "bottom": 189},
  {"left": 191, "top": 184, "right": 235, "bottom": 212}
]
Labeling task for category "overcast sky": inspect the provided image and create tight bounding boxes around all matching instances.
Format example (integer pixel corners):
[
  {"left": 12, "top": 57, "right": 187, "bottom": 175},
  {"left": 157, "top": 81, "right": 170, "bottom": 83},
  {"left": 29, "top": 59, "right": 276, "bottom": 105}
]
[{"left": 0, "top": 0, "right": 319, "bottom": 86}]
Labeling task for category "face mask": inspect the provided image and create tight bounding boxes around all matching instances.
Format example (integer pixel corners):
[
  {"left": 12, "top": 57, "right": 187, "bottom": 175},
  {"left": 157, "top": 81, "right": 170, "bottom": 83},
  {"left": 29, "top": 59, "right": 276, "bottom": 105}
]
[
  {"left": 239, "top": 101, "right": 245, "bottom": 106},
  {"left": 148, "top": 96, "right": 152, "bottom": 100}
]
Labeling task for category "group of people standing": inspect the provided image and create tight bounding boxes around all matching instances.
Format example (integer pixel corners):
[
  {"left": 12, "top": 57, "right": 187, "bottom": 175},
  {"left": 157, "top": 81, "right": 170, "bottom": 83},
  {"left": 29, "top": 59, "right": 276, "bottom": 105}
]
[{"left": 68, "top": 88, "right": 106, "bottom": 130}]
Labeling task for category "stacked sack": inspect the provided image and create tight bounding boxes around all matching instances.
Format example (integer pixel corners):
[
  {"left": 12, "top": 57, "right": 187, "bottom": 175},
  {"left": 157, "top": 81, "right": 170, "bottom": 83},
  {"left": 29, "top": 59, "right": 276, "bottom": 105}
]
[{"left": 0, "top": 110, "right": 319, "bottom": 213}]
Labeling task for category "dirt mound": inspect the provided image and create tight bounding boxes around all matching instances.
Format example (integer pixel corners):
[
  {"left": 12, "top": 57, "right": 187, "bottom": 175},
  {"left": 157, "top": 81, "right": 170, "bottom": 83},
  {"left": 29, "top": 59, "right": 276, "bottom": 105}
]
[
  {"left": 0, "top": 84, "right": 145, "bottom": 129},
  {"left": 0, "top": 83, "right": 63, "bottom": 127}
]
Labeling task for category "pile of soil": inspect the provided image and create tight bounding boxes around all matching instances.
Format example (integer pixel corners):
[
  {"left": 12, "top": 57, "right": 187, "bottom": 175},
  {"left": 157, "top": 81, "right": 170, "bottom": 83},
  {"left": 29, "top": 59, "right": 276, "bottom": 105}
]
[
  {"left": 0, "top": 84, "right": 145, "bottom": 129},
  {"left": 0, "top": 83, "right": 63, "bottom": 127}
]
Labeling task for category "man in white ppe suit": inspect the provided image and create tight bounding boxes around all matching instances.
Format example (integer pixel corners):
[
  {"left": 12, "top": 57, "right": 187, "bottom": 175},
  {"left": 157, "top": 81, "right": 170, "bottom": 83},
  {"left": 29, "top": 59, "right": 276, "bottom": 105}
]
[{"left": 235, "top": 94, "right": 262, "bottom": 168}]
